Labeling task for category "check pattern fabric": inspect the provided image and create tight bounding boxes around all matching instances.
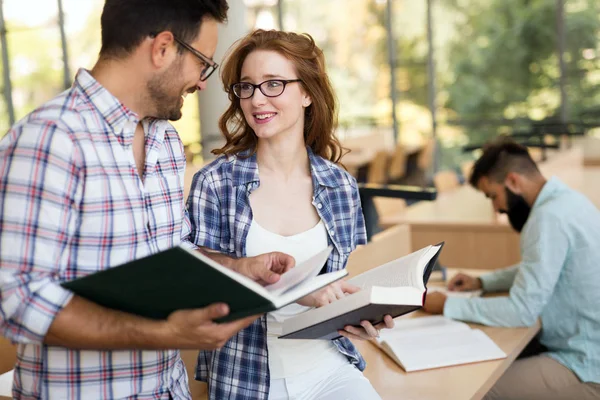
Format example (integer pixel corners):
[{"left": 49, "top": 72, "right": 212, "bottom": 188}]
[
  {"left": 0, "top": 69, "right": 194, "bottom": 399},
  {"left": 187, "top": 149, "right": 368, "bottom": 400},
  {"left": 445, "top": 177, "right": 600, "bottom": 384}
]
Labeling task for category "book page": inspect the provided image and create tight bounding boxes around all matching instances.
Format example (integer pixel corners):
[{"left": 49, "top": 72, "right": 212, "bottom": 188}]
[
  {"left": 265, "top": 246, "right": 333, "bottom": 296},
  {"left": 0, "top": 370, "right": 13, "bottom": 397},
  {"left": 428, "top": 287, "right": 483, "bottom": 298},
  {"left": 382, "top": 328, "right": 506, "bottom": 372},
  {"left": 348, "top": 245, "right": 438, "bottom": 291},
  {"left": 378, "top": 315, "right": 469, "bottom": 341}
]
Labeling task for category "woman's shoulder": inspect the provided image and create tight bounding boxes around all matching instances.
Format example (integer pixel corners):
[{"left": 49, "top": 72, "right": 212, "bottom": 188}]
[
  {"left": 313, "top": 155, "right": 359, "bottom": 190},
  {"left": 191, "top": 154, "right": 236, "bottom": 190}
]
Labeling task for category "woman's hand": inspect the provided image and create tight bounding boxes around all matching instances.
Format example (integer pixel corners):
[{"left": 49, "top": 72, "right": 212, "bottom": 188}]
[
  {"left": 296, "top": 280, "right": 360, "bottom": 308},
  {"left": 338, "top": 315, "right": 395, "bottom": 341}
]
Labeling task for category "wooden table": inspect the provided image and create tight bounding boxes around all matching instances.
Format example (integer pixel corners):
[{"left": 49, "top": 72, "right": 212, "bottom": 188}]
[
  {"left": 356, "top": 311, "right": 541, "bottom": 400},
  {"left": 381, "top": 147, "right": 600, "bottom": 269},
  {"left": 356, "top": 269, "right": 541, "bottom": 400}
]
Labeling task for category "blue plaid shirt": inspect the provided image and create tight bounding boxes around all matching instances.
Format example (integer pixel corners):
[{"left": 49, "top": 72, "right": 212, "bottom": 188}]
[{"left": 186, "top": 148, "right": 367, "bottom": 400}]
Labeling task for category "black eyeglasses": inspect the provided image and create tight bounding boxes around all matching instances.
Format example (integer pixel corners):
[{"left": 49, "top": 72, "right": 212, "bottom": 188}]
[
  {"left": 149, "top": 32, "right": 218, "bottom": 81},
  {"left": 231, "top": 79, "right": 302, "bottom": 99}
]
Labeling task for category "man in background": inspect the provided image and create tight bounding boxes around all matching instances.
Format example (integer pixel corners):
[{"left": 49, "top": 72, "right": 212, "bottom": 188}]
[
  {"left": 0, "top": 1, "right": 293, "bottom": 398},
  {"left": 424, "top": 139, "right": 600, "bottom": 399}
]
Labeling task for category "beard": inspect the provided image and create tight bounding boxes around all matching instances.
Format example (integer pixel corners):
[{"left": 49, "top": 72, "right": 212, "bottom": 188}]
[
  {"left": 146, "top": 60, "right": 186, "bottom": 121},
  {"left": 501, "top": 187, "right": 531, "bottom": 233}
]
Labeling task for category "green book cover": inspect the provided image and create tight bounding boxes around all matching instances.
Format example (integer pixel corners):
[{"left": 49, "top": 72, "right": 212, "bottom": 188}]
[{"left": 61, "top": 245, "right": 339, "bottom": 322}]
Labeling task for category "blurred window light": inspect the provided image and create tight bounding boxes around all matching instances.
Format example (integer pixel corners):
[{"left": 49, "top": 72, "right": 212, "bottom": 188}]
[
  {"left": 255, "top": 9, "right": 277, "bottom": 30},
  {"left": 582, "top": 48, "right": 596, "bottom": 60},
  {"left": 244, "top": 0, "right": 278, "bottom": 6}
]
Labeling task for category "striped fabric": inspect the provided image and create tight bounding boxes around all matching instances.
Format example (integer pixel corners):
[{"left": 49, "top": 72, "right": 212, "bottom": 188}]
[
  {"left": 0, "top": 69, "right": 194, "bottom": 399},
  {"left": 187, "top": 149, "right": 368, "bottom": 400}
]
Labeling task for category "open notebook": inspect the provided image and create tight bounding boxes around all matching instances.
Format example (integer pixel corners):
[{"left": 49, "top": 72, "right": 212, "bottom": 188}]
[{"left": 376, "top": 316, "right": 506, "bottom": 372}]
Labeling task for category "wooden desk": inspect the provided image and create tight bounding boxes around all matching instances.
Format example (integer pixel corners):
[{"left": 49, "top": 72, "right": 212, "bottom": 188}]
[
  {"left": 356, "top": 268, "right": 541, "bottom": 400},
  {"left": 355, "top": 311, "right": 541, "bottom": 400},
  {"left": 381, "top": 148, "right": 600, "bottom": 269}
]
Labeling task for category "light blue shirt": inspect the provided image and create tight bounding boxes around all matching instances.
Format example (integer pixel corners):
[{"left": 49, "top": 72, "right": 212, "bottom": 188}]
[{"left": 444, "top": 177, "right": 600, "bottom": 383}]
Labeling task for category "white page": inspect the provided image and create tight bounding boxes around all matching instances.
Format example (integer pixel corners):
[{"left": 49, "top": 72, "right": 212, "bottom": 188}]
[
  {"left": 428, "top": 287, "right": 483, "bottom": 298},
  {"left": 264, "top": 246, "right": 333, "bottom": 296},
  {"left": 383, "top": 328, "right": 506, "bottom": 372},
  {"left": 0, "top": 370, "right": 13, "bottom": 397},
  {"left": 348, "top": 245, "right": 440, "bottom": 291},
  {"left": 378, "top": 315, "right": 469, "bottom": 341}
]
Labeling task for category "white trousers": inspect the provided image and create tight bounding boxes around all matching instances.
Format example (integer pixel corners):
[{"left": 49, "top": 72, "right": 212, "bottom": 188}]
[{"left": 268, "top": 362, "right": 382, "bottom": 400}]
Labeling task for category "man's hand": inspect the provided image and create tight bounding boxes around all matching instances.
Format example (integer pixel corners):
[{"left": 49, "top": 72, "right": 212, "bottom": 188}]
[
  {"left": 296, "top": 280, "right": 359, "bottom": 308},
  {"left": 166, "top": 303, "right": 260, "bottom": 350},
  {"left": 423, "top": 291, "right": 447, "bottom": 314},
  {"left": 338, "top": 315, "right": 395, "bottom": 341},
  {"left": 231, "top": 252, "right": 295, "bottom": 285},
  {"left": 447, "top": 273, "right": 482, "bottom": 292}
]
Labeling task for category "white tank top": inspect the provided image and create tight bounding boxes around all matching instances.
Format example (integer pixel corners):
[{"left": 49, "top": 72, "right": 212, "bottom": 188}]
[{"left": 245, "top": 219, "right": 348, "bottom": 379}]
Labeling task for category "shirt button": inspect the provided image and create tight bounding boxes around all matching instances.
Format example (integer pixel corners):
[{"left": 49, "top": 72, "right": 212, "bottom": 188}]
[
  {"left": 317, "top": 203, "right": 323, "bottom": 209},
  {"left": 330, "top": 231, "right": 335, "bottom": 236},
  {"left": 347, "top": 247, "right": 352, "bottom": 252}
]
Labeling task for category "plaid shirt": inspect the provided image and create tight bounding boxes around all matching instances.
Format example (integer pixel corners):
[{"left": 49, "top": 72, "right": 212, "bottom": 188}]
[
  {"left": 0, "top": 69, "right": 194, "bottom": 399},
  {"left": 187, "top": 149, "right": 368, "bottom": 400}
]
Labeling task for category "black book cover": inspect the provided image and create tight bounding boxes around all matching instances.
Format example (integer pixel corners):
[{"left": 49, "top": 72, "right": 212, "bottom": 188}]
[{"left": 61, "top": 246, "right": 274, "bottom": 322}]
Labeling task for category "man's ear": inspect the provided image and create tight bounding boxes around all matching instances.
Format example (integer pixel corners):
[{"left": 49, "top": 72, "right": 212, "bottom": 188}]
[
  {"left": 149, "top": 31, "right": 177, "bottom": 69},
  {"left": 504, "top": 172, "right": 522, "bottom": 194}
]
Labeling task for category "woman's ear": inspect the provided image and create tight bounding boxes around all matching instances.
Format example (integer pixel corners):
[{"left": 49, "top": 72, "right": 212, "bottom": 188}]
[{"left": 302, "top": 96, "right": 312, "bottom": 107}]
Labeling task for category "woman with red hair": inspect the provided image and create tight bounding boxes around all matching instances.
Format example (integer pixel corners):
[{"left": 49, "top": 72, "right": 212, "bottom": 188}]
[{"left": 187, "top": 29, "right": 392, "bottom": 400}]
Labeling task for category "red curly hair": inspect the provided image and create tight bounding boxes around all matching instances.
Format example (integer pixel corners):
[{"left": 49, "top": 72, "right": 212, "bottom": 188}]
[{"left": 212, "top": 29, "right": 346, "bottom": 164}]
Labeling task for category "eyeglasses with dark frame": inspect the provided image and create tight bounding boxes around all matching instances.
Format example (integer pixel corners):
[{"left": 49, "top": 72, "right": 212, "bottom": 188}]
[
  {"left": 231, "top": 79, "right": 302, "bottom": 99},
  {"left": 149, "top": 32, "right": 218, "bottom": 82}
]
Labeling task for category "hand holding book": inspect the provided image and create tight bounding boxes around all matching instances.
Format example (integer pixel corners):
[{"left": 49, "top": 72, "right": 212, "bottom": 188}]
[
  {"left": 295, "top": 281, "right": 396, "bottom": 340},
  {"left": 296, "top": 280, "right": 360, "bottom": 308}
]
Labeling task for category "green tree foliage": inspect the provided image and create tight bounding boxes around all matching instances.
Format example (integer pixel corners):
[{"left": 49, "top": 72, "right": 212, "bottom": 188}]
[{"left": 444, "top": 0, "right": 600, "bottom": 143}]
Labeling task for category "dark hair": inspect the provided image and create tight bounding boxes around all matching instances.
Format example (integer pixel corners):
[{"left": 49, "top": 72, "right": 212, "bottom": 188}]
[
  {"left": 469, "top": 137, "right": 540, "bottom": 187},
  {"left": 213, "top": 29, "right": 346, "bottom": 164},
  {"left": 99, "top": 0, "right": 228, "bottom": 58}
]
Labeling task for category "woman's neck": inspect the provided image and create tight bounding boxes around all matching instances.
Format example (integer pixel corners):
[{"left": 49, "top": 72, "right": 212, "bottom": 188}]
[{"left": 256, "top": 135, "right": 310, "bottom": 181}]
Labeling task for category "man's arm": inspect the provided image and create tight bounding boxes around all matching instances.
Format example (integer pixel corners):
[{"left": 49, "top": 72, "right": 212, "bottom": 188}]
[
  {"left": 0, "top": 122, "right": 82, "bottom": 344},
  {"left": 0, "top": 123, "right": 258, "bottom": 350},
  {"left": 478, "top": 264, "right": 520, "bottom": 292},
  {"left": 444, "top": 214, "right": 568, "bottom": 327},
  {"left": 45, "top": 295, "right": 258, "bottom": 350}
]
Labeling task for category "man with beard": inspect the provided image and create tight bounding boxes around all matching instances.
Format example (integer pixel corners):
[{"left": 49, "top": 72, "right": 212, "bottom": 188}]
[
  {"left": 423, "top": 138, "right": 600, "bottom": 399},
  {"left": 0, "top": 1, "right": 295, "bottom": 399}
]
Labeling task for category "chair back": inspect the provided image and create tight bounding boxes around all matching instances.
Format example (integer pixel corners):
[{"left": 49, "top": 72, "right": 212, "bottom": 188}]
[
  {"left": 366, "top": 150, "right": 390, "bottom": 184},
  {"left": 433, "top": 170, "right": 460, "bottom": 193},
  {"left": 388, "top": 144, "right": 407, "bottom": 181}
]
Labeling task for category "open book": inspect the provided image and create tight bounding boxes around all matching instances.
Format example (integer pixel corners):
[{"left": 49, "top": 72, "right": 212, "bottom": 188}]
[
  {"left": 62, "top": 245, "right": 343, "bottom": 322},
  {"left": 376, "top": 315, "right": 506, "bottom": 372},
  {"left": 428, "top": 287, "right": 483, "bottom": 298},
  {"left": 279, "top": 243, "right": 444, "bottom": 340}
]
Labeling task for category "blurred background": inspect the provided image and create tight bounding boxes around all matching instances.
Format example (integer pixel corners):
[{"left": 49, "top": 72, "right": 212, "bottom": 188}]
[{"left": 1, "top": 0, "right": 599, "bottom": 176}]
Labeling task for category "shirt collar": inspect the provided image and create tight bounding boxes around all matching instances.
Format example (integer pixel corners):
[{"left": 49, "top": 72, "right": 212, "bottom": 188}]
[
  {"left": 231, "top": 146, "right": 340, "bottom": 190},
  {"left": 74, "top": 68, "right": 140, "bottom": 142},
  {"left": 532, "top": 176, "right": 564, "bottom": 210}
]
